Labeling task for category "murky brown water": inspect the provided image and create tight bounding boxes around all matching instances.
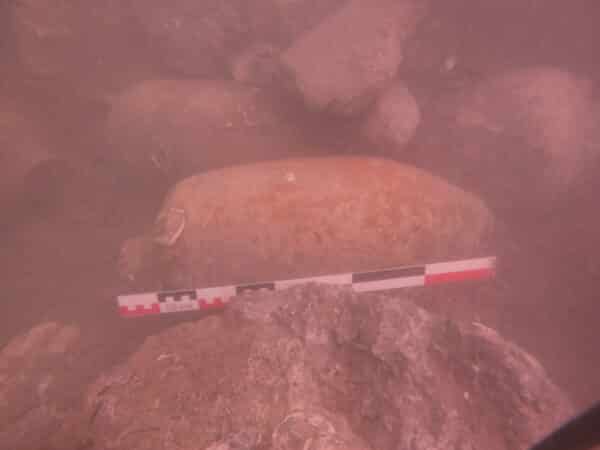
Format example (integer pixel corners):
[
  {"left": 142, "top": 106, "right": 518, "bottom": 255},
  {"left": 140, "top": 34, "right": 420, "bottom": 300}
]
[{"left": 1, "top": 3, "right": 599, "bottom": 440}]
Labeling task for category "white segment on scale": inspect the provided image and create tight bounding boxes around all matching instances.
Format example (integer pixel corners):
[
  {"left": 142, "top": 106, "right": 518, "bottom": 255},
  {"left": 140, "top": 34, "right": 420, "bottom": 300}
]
[{"left": 425, "top": 256, "right": 496, "bottom": 275}]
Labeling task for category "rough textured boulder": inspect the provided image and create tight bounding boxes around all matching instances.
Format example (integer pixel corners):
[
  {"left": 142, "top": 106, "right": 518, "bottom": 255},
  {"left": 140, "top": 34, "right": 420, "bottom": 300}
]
[
  {"left": 118, "top": 156, "right": 494, "bottom": 290},
  {"left": 128, "top": 0, "right": 344, "bottom": 77},
  {"left": 0, "top": 322, "right": 89, "bottom": 450},
  {"left": 452, "top": 66, "right": 598, "bottom": 194},
  {"left": 361, "top": 81, "right": 421, "bottom": 151},
  {"left": 281, "top": 0, "right": 429, "bottom": 116},
  {"left": 85, "top": 285, "right": 573, "bottom": 450},
  {"left": 105, "top": 79, "right": 315, "bottom": 182}
]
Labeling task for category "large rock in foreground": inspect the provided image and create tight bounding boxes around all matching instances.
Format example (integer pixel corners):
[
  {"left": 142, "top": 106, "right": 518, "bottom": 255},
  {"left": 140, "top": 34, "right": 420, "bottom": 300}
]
[
  {"left": 282, "top": 0, "right": 428, "bottom": 116},
  {"left": 118, "top": 156, "right": 494, "bottom": 290},
  {"left": 105, "top": 79, "right": 314, "bottom": 182},
  {"left": 85, "top": 285, "right": 573, "bottom": 450},
  {"left": 0, "top": 322, "right": 88, "bottom": 450}
]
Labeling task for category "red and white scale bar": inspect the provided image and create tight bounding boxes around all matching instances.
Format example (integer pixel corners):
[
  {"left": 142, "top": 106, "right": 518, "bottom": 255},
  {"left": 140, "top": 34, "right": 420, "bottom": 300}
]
[{"left": 118, "top": 256, "right": 496, "bottom": 318}]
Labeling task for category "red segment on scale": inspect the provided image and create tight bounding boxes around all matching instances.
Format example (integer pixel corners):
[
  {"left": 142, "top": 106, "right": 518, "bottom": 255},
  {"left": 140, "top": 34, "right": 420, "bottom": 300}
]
[
  {"left": 119, "top": 303, "right": 161, "bottom": 317},
  {"left": 425, "top": 267, "right": 495, "bottom": 285}
]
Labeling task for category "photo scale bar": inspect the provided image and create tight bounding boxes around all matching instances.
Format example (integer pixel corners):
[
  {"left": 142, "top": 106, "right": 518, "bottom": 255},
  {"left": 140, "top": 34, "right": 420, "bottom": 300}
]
[{"left": 118, "top": 256, "right": 496, "bottom": 318}]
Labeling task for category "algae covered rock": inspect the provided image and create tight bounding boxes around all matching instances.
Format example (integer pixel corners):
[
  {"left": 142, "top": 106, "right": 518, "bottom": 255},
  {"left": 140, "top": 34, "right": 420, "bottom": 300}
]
[
  {"left": 85, "top": 284, "right": 573, "bottom": 450},
  {"left": 118, "top": 156, "right": 494, "bottom": 290}
]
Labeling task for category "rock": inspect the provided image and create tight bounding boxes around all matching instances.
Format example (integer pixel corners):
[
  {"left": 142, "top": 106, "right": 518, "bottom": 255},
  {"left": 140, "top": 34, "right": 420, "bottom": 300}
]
[
  {"left": 272, "top": 409, "right": 368, "bottom": 450},
  {"left": 0, "top": 105, "right": 78, "bottom": 222},
  {"left": 0, "top": 110, "right": 54, "bottom": 205},
  {"left": 281, "top": 0, "right": 429, "bottom": 116},
  {"left": 20, "top": 158, "right": 77, "bottom": 218},
  {"left": 400, "top": 15, "right": 461, "bottom": 79},
  {"left": 452, "top": 66, "right": 598, "bottom": 197},
  {"left": 12, "top": 0, "right": 148, "bottom": 95},
  {"left": 105, "top": 79, "right": 313, "bottom": 182},
  {"left": 230, "top": 42, "right": 283, "bottom": 86},
  {"left": 361, "top": 81, "right": 421, "bottom": 151},
  {"left": 0, "top": 322, "right": 90, "bottom": 450},
  {"left": 431, "top": 1, "right": 598, "bottom": 78},
  {"left": 127, "top": 0, "right": 344, "bottom": 77},
  {"left": 205, "top": 429, "right": 262, "bottom": 450},
  {"left": 11, "top": 0, "right": 346, "bottom": 89},
  {"left": 268, "top": 0, "right": 346, "bottom": 43},
  {"left": 117, "top": 156, "right": 494, "bottom": 290},
  {"left": 85, "top": 285, "right": 573, "bottom": 450},
  {"left": 13, "top": 0, "right": 81, "bottom": 77},
  {"left": 127, "top": 0, "right": 244, "bottom": 77}
]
